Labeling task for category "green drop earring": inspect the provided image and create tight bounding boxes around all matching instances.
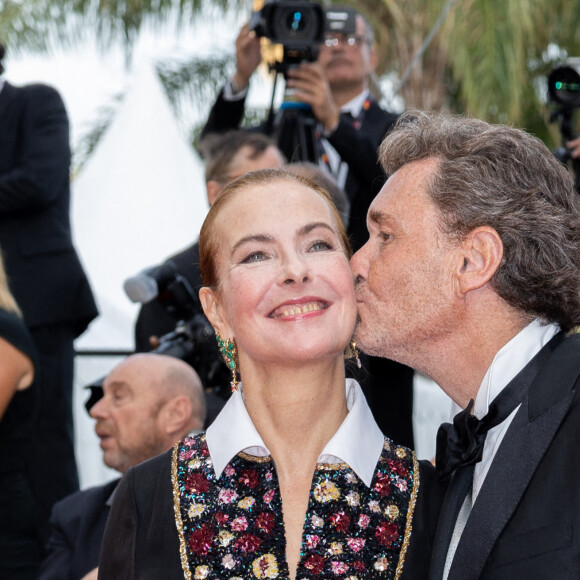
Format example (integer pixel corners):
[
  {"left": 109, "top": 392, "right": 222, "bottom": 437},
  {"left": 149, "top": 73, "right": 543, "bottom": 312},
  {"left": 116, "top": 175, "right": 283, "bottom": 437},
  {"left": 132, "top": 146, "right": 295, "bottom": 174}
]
[{"left": 216, "top": 332, "right": 239, "bottom": 392}]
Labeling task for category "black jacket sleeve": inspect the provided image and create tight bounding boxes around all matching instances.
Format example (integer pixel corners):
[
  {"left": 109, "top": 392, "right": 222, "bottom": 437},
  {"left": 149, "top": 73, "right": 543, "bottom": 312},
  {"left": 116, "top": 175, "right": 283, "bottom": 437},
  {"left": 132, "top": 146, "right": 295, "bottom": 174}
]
[
  {"left": 200, "top": 87, "right": 247, "bottom": 139},
  {"left": 0, "top": 84, "right": 71, "bottom": 213}
]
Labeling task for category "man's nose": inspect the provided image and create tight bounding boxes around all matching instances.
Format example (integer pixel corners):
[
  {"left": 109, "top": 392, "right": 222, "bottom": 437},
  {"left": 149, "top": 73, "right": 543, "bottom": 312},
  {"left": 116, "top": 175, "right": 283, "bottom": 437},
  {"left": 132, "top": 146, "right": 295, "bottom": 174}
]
[
  {"left": 350, "top": 243, "right": 370, "bottom": 282},
  {"left": 89, "top": 396, "right": 108, "bottom": 419}
]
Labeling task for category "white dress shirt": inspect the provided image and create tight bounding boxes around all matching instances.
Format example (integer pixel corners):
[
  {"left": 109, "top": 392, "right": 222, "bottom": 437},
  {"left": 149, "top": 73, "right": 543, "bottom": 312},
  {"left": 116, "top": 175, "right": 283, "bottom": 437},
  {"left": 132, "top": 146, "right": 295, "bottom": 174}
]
[
  {"left": 206, "top": 378, "right": 385, "bottom": 487},
  {"left": 449, "top": 319, "right": 560, "bottom": 503},
  {"left": 443, "top": 320, "right": 560, "bottom": 578}
]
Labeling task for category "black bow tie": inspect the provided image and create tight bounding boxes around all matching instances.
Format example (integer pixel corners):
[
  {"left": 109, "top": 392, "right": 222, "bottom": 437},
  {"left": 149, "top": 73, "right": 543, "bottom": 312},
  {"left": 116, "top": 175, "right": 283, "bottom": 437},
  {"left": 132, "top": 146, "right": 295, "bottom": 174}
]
[
  {"left": 435, "top": 399, "right": 501, "bottom": 480},
  {"left": 435, "top": 332, "right": 565, "bottom": 481}
]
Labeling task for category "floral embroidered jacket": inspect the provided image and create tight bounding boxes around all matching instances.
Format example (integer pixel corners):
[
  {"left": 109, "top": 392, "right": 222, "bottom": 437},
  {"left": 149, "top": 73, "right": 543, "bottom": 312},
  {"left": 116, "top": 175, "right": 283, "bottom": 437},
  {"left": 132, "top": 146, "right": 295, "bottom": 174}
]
[{"left": 173, "top": 433, "right": 420, "bottom": 579}]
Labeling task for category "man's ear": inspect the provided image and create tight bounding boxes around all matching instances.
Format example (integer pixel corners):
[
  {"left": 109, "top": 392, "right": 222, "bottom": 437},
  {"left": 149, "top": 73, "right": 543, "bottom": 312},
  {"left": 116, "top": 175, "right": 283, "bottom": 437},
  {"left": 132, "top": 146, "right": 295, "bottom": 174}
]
[
  {"left": 199, "top": 287, "right": 230, "bottom": 336},
  {"left": 161, "top": 396, "right": 193, "bottom": 438},
  {"left": 457, "top": 226, "right": 503, "bottom": 295},
  {"left": 206, "top": 180, "right": 222, "bottom": 207}
]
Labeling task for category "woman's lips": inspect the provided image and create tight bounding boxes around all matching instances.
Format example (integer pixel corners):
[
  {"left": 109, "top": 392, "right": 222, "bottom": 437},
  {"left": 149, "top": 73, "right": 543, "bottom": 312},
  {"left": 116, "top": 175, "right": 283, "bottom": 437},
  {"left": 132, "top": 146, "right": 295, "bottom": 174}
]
[{"left": 269, "top": 300, "right": 328, "bottom": 319}]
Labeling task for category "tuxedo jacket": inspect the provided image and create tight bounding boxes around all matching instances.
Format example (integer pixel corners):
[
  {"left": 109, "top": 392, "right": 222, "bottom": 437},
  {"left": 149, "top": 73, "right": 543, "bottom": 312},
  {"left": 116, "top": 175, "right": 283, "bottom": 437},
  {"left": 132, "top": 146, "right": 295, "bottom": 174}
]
[
  {"left": 38, "top": 478, "right": 120, "bottom": 580},
  {"left": 430, "top": 332, "right": 580, "bottom": 579},
  {"left": 0, "top": 81, "right": 97, "bottom": 335}
]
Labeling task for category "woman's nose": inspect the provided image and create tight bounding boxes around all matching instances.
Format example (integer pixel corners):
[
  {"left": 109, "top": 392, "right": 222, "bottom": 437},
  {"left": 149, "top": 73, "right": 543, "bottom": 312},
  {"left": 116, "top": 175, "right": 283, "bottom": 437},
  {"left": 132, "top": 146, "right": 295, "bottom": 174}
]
[{"left": 278, "top": 255, "right": 310, "bottom": 286}]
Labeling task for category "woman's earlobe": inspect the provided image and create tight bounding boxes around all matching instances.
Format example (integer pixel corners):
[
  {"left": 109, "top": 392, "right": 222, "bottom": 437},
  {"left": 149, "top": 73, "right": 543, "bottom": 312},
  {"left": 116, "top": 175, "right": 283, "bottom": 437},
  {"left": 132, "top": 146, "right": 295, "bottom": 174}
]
[{"left": 199, "top": 287, "right": 227, "bottom": 335}]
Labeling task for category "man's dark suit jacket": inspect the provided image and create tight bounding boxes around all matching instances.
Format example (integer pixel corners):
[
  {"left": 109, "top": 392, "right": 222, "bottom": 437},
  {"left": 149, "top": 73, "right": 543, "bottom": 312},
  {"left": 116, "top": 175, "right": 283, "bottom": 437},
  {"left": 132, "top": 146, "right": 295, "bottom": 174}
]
[
  {"left": 0, "top": 80, "right": 99, "bottom": 540},
  {"left": 0, "top": 81, "right": 98, "bottom": 334},
  {"left": 430, "top": 332, "right": 580, "bottom": 579},
  {"left": 201, "top": 88, "right": 415, "bottom": 449},
  {"left": 38, "top": 478, "right": 120, "bottom": 580}
]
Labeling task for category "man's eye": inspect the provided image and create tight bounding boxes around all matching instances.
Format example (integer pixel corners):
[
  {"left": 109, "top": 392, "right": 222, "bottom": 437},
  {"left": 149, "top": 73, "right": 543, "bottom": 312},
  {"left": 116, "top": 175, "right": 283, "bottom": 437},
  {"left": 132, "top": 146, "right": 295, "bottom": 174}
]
[
  {"left": 241, "top": 251, "right": 268, "bottom": 264},
  {"left": 310, "top": 240, "right": 332, "bottom": 252}
]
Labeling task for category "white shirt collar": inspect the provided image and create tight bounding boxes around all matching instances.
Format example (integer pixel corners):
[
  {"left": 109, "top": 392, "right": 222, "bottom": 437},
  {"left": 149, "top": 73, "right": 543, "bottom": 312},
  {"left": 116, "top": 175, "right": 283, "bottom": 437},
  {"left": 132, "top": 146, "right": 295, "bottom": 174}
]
[
  {"left": 450, "top": 319, "right": 560, "bottom": 418},
  {"left": 206, "top": 378, "right": 384, "bottom": 487},
  {"left": 340, "top": 89, "right": 370, "bottom": 119}
]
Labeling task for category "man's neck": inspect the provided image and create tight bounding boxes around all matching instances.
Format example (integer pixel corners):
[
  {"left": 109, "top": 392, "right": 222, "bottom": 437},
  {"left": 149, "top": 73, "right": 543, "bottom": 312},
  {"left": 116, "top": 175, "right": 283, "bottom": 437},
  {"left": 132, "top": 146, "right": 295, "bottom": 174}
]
[
  {"left": 331, "top": 84, "right": 368, "bottom": 108},
  {"left": 413, "top": 302, "right": 531, "bottom": 408}
]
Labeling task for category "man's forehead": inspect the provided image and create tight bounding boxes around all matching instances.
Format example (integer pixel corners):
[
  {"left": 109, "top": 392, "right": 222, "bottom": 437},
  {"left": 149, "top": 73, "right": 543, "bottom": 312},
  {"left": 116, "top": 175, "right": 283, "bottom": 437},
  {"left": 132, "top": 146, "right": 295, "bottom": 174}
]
[
  {"left": 102, "top": 376, "right": 131, "bottom": 392},
  {"left": 369, "top": 158, "right": 440, "bottom": 222}
]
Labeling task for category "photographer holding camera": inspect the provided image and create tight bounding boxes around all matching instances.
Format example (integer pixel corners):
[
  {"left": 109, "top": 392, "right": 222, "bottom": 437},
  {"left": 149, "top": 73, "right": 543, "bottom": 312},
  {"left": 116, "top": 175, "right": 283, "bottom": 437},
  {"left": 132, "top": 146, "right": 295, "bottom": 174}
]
[{"left": 203, "top": 4, "right": 398, "bottom": 254}]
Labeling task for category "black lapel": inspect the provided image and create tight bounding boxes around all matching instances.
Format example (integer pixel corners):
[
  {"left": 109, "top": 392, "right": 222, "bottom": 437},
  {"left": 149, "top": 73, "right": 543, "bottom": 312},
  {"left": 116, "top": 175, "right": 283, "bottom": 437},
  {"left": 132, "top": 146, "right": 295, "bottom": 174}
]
[
  {"left": 359, "top": 101, "right": 395, "bottom": 144},
  {"left": 448, "top": 333, "right": 580, "bottom": 579},
  {"left": 343, "top": 101, "right": 396, "bottom": 196}
]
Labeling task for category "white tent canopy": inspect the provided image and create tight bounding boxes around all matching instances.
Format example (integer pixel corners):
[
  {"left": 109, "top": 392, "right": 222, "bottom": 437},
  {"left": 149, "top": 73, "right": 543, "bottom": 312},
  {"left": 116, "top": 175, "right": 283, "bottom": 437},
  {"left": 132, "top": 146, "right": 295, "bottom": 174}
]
[{"left": 71, "top": 60, "right": 209, "bottom": 487}]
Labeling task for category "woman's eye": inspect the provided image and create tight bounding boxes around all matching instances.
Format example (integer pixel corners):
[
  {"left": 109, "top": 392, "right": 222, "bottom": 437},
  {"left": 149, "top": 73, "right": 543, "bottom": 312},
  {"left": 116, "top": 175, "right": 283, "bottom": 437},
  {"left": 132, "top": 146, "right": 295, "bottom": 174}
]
[
  {"left": 310, "top": 240, "right": 332, "bottom": 252},
  {"left": 241, "top": 251, "right": 268, "bottom": 264}
]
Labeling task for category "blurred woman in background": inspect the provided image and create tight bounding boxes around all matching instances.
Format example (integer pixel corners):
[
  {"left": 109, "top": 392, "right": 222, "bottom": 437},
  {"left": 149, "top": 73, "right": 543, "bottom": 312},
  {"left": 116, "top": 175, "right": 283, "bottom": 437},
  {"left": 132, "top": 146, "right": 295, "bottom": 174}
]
[{"left": 0, "top": 249, "right": 39, "bottom": 579}]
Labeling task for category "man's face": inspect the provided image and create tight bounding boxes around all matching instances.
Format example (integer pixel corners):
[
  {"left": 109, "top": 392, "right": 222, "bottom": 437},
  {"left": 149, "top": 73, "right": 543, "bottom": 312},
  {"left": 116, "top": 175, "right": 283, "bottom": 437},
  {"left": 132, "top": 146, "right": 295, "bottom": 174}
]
[
  {"left": 89, "top": 359, "right": 168, "bottom": 473},
  {"left": 350, "top": 158, "right": 460, "bottom": 367},
  {"left": 317, "top": 15, "right": 377, "bottom": 92}
]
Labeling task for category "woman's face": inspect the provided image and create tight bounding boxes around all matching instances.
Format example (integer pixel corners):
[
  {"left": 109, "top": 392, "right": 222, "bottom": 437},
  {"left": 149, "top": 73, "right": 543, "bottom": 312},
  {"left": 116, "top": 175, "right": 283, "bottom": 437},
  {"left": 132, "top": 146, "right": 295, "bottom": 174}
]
[{"left": 201, "top": 180, "right": 356, "bottom": 367}]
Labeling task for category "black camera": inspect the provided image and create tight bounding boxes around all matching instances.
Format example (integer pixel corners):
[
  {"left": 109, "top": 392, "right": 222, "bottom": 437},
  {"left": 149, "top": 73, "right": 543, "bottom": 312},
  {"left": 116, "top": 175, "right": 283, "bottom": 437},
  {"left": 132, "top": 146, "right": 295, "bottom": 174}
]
[
  {"left": 547, "top": 62, "right": 580, "bottom": 192},
  {"left": 84, "top": 264, "right": 230, "bottom": 413},
  {"left": 249, "top": 0, "right": 326, "bottom": 68},
  {"left": 548, "top": 65, "right": 580, "bottom": 110},
  {"left": 123, "top": 262, "right": 229, "bottom": 392},
  {"left": 249, "top": 1, "right": 357, "bottom": 73}
]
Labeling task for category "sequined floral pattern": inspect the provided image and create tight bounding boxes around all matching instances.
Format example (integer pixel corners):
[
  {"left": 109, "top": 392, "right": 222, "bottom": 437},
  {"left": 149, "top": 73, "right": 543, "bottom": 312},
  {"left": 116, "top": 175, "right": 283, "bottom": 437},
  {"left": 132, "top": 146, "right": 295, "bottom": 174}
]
[{"left": 172, "top": 434, "right": 418, "bottom": 579}]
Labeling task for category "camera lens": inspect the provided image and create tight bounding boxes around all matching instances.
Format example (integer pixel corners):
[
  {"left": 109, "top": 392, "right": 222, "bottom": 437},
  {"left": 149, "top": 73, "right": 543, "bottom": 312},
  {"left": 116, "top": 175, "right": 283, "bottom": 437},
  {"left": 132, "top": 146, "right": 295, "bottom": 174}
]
[
  {"left": 288, "top": 11, "right": 305, "bottom": 34},
  {"left": 272, "top": 5, "right": 318, "bottom": 44},
  {"left": 548, "top": 66, "right": 580, "bottom": 108}
]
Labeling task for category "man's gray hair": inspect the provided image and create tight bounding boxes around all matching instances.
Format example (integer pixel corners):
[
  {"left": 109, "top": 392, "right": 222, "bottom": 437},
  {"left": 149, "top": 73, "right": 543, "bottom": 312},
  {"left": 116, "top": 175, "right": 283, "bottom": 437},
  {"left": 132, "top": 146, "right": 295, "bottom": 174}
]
[{"left": 378, "top": 110, "right": 580, "bottom": 331}]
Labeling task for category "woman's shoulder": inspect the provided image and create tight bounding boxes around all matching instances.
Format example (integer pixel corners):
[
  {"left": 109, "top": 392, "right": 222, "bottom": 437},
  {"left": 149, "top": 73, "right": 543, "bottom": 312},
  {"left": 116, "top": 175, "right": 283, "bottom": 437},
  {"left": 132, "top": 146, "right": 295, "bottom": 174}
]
[
  {"left": 375, "top": 437, "right": 438, "bottom": 497},
  {"left": 131, "top": 433, "right": 208, "bottom": 479},
  {"left": 377, "top": 437, "right": 417, "bottom": 474}
]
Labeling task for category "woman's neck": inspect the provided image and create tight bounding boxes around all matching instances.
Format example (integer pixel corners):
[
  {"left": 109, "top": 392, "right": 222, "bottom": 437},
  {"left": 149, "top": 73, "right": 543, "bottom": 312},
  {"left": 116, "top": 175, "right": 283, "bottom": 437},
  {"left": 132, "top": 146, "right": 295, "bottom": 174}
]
[{"left": 241, "top": 359, "right": 348, "bottom": 477}]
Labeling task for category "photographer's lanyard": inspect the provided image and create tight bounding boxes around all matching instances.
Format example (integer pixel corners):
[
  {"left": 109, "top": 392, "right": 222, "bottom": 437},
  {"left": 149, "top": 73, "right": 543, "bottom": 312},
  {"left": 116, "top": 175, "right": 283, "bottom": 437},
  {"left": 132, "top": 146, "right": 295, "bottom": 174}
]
[{"left": 318, "top": 97, "right": 371, "bottom": 189}]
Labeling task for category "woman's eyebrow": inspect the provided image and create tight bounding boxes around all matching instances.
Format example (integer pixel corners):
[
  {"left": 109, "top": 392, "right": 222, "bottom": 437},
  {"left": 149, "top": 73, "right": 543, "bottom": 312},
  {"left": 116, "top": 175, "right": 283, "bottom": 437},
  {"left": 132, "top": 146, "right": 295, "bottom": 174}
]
[
  {"left": 232, "top": 233, "right": 274, "bottom": 253},
  {"left": 298, "top": 222, "right": 335, "bottom": 236},
  {"left": 231, "top": 222, "right": 335, "bottom": 253}
]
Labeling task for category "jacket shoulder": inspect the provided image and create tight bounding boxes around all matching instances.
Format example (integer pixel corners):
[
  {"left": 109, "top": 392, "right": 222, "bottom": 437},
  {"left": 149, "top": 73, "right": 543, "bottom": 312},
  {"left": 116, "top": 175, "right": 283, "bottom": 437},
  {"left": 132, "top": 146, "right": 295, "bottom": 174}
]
[{"left": 51, "top": 478, "right": 120, "bottom": 519}]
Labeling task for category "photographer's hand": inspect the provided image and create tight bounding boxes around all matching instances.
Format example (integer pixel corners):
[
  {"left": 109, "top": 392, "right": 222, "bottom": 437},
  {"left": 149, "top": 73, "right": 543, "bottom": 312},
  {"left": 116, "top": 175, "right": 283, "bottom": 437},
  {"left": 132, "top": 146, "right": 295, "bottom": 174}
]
[
  {"left": 567, "top": 136, "right": 580, "bottom": 159},
  {"left": 233, "top": 23, "right": 262, "bottom": 91},
  {"left": 286, "top": 62, "right": 340, "bottom": 133}
]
